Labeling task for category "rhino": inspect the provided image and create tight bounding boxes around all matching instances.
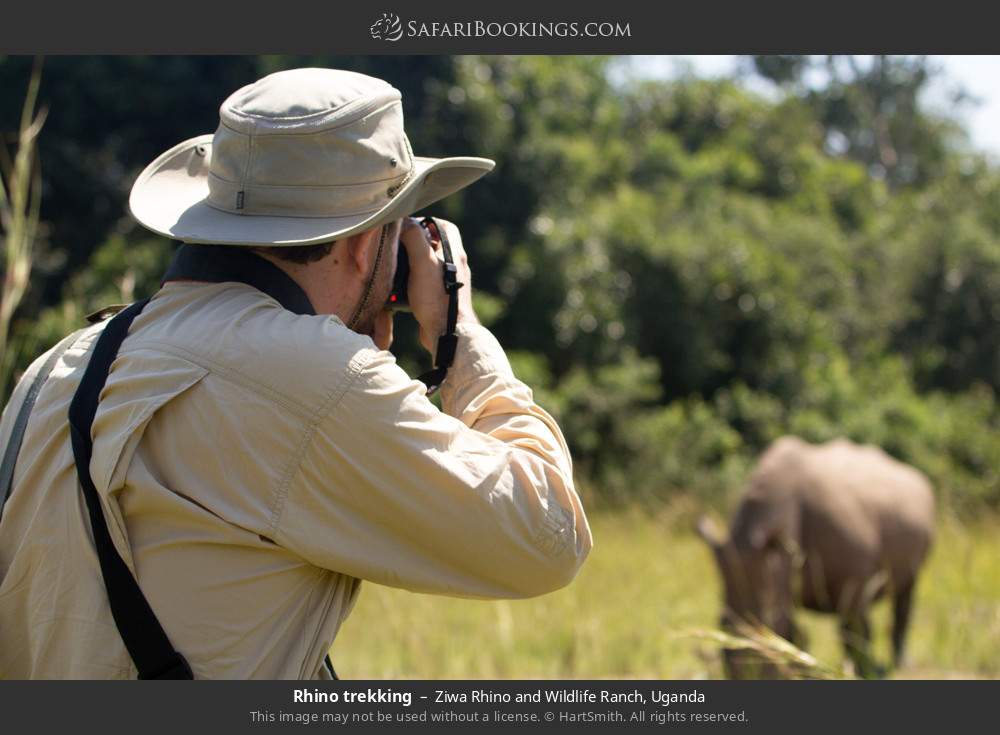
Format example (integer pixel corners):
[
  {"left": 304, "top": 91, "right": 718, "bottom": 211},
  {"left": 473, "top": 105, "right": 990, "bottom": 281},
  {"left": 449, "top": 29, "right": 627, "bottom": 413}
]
[{"left": 696, "top": 436, "right": 935, "bottom": 678}]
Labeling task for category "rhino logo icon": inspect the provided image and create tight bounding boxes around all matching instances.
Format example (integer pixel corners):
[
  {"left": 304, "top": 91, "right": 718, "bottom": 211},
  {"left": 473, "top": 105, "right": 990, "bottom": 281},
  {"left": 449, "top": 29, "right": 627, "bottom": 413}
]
[{"left": 370, "top": 13, "right": 404, "bottom": 41}]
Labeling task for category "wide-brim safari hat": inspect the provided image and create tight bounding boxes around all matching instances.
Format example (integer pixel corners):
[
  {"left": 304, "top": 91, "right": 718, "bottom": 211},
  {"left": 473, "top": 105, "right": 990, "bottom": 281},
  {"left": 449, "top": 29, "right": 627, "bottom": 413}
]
[{"left": 129, "top": 68, "right": 495, "bottom": 246}]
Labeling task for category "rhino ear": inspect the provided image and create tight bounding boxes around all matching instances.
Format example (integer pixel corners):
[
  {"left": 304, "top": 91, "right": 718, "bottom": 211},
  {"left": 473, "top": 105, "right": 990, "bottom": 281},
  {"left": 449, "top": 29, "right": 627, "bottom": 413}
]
[
  {"left": 750, "top": 527, "right": 771, "bottom": 550},
  {"left": 696, "top": 514, "right": 726, "bottom": 549},
  {"left": 750, "top": 525, "right": 799, "bottom": 559}
]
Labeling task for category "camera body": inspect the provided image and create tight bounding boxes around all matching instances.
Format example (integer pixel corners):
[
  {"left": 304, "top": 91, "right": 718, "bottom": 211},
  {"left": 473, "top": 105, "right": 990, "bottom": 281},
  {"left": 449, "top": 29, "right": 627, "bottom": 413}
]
[
  {"left": 388, "top": 217, "right": 437, "bottom": 312},
  {"left": 388, "top": 240, "right": 410, "bottom": 311}
]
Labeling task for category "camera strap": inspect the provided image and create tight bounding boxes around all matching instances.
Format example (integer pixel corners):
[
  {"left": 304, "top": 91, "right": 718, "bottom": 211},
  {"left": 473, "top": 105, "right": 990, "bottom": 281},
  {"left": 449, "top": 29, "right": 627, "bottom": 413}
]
[
  {"left": 416, "top": 216, "right": 463, "bottom": 395},
  {"left": 67, "top": 297, "right": 195, "bottom": 680}
]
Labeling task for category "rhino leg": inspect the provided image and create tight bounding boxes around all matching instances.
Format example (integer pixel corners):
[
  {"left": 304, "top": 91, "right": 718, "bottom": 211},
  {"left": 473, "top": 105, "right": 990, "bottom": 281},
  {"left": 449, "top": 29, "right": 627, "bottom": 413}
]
[
  {"left": 840, "top": 612, "right": 882, "bottom": 679},
  {"left": 891, "top": 581, "right": 915, "bottom": 669}
]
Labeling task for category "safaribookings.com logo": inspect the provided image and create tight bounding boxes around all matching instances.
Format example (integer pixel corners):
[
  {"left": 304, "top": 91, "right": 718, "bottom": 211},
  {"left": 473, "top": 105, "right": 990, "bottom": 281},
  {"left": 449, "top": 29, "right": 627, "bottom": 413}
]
[
  {"left": 370, "top": 13, "right": 631, "bottom": 41},
  {"left": 370, "top": 13, "right": 404, "bottom": 41}
]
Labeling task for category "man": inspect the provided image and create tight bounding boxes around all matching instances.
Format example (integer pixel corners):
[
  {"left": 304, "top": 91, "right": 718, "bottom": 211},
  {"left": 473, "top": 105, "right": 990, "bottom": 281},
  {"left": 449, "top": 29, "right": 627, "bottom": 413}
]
[{"left": 0, "top": 68, "right": 592, "bottom": 679}]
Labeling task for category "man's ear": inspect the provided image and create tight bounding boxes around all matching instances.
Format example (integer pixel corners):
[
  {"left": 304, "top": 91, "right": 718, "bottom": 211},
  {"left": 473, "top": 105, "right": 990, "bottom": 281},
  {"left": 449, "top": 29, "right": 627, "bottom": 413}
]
[{"left": 345, "top": 227, "right": 377, "bottom": 275}]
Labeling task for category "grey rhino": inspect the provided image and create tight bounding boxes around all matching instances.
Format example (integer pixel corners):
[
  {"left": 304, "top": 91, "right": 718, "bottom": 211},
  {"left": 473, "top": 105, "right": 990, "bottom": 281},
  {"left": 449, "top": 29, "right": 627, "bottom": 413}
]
[{"left": 697, "top": 436, "right": 935, "bottom": 678}]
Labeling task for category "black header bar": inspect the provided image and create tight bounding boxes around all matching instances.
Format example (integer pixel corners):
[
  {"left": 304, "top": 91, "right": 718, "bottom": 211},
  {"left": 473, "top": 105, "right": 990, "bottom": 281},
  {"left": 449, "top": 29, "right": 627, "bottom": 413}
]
[{"left": 1, "top": 1, "right": 996, "bottom": 54}]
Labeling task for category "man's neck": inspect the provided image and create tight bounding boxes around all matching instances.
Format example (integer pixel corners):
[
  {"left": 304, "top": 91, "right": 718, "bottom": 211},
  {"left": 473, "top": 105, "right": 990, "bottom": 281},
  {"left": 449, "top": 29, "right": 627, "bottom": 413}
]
[{"left": 253, "top": 251, "right": 355, "bottom": 322}]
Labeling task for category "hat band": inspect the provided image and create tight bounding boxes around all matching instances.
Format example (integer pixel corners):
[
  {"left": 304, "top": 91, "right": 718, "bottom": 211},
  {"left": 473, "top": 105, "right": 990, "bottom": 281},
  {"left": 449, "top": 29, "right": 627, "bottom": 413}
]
[{"left": 206, "top": 171, "right": 402, "bottom": 218}]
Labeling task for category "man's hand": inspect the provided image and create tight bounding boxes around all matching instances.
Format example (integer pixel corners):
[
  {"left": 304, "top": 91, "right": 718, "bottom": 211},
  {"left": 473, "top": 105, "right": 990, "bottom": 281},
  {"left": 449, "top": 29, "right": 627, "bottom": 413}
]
[
  {"left": 371, "top": 308, "right": 394, "bottom": 351},
  {"left": 399, "top": 217, "right": 478, "bottom": 357}
]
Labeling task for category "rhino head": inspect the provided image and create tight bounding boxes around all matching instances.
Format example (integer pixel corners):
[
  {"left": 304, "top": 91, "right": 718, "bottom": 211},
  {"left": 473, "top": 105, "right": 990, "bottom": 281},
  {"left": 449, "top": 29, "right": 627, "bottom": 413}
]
[{"left": 696, "top": 514, "right": 802, "bottom": 679}]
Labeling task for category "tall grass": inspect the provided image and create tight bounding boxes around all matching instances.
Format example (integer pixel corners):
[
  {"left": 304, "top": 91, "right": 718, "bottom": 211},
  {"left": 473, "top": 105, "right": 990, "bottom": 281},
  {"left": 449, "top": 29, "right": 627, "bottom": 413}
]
[
  {"left": 1, "top": 58, "right": 46, "bottom": 392},
  {"left": 330, "top": 508, "right": 1000, "bottom": 679},
  {"left": 682, "top": 624, "right": 848, "bottom": 680}
]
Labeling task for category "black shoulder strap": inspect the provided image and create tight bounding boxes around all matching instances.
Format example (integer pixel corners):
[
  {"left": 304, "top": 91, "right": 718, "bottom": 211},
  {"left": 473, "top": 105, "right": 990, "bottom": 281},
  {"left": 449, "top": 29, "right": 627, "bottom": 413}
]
[
  {"left": 67, "top": 297, "right": 194, "bottom": 679},
  {"left": 0, "top": 329, "right": 83, "bottom": 522},
  {"left": 1, "top": 304, "right": 192, "bottom": 679}
]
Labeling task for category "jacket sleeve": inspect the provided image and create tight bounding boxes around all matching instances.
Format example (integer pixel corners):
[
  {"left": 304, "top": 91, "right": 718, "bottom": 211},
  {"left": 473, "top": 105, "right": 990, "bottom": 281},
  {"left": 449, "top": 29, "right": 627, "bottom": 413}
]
[{"left": 273, "top": 322, "right": 592, "bottom": 599}]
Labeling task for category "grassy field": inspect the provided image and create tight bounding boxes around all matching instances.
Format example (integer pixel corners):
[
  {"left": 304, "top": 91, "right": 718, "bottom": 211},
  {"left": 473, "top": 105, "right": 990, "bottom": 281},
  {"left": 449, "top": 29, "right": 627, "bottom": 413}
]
[{"left": 330, "top": 507, "right": 1000, "bottom": 679}]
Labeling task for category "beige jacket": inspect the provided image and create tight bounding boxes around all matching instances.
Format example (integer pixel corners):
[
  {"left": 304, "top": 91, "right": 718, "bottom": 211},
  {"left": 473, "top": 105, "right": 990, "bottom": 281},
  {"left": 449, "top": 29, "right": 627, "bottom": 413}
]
[{"left": 0, "top": 280, "right": 592, "bottom": 679}]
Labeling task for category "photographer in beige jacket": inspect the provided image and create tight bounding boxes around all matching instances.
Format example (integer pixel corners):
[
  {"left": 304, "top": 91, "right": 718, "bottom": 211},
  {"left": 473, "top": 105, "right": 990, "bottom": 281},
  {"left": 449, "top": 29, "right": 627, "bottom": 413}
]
[{"left": 0, "top": 68, "right": 592, "bottom": 679}]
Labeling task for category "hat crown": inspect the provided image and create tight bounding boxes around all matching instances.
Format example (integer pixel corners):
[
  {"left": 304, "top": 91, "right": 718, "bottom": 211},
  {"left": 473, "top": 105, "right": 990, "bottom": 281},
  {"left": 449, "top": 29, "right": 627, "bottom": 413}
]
[
  {"left": 207, "top": 68, "right": 414, "bottom": 217},
  {"left": 220, "top": 68, "right": 400, "bottom": 130}
]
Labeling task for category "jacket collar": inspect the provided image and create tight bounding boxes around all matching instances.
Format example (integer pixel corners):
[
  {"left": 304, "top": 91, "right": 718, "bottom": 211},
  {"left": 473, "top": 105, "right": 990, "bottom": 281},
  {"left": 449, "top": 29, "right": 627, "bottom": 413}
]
[{"left": 162, "top": 243, "right": 316, "bottom": 316}]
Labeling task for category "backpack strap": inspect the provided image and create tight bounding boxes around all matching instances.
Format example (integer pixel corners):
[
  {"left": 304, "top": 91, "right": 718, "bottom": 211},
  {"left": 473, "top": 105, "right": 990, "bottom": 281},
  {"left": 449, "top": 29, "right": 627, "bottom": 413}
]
[
  {"left": 67, "top": 297, "right": 193, "bottom": 680},
  {"left": 1, "top": 329, "right": 84, "bottom": 522}
]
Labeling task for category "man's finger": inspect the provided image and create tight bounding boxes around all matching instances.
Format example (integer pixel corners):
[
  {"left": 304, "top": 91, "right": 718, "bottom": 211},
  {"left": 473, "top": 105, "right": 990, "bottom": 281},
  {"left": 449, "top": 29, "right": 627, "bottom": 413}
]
[{"left": 401, "top": 217, "right": 439, "bottom": 255}]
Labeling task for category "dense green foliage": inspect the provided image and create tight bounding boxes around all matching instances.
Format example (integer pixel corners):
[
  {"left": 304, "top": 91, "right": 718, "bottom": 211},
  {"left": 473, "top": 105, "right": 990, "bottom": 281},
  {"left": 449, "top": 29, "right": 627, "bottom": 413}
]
[{"left": 3, "top": 55, "right": 1000, "bottom": 514}]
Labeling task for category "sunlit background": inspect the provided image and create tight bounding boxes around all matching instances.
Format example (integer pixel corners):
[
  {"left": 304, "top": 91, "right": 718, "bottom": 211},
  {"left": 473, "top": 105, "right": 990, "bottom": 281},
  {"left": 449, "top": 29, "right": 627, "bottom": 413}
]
[{"left": 620, "top": 56, "right": 1000, "bottom": 159}]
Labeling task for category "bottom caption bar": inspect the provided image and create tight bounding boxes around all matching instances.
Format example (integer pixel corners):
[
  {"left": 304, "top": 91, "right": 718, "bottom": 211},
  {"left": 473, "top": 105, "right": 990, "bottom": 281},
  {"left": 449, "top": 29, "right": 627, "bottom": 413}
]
[{"left": 2, "top": 680, "right": 995, "bottom": 733}]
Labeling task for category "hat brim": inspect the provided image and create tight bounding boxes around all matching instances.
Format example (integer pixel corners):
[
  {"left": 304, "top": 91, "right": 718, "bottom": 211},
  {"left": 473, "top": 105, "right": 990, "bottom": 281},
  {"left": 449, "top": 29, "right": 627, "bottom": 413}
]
[{"left": 128, "top": 135, "right": 495, "bottom": 246}]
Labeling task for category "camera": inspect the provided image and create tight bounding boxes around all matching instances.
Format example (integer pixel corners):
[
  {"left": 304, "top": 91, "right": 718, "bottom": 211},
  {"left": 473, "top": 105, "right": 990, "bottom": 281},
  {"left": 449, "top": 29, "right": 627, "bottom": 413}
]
[
  {"left": 387, "top": 217, "right": 435, "bottom": 312},
  {"left": 388, "top": 238, "right": 410, "bottom": 311}
]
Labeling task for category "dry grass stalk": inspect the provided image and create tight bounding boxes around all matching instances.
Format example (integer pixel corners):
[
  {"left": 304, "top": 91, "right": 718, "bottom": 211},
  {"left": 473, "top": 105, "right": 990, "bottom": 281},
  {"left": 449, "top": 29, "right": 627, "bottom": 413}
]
[
  {"left": 681, "top": 622, "right": 850, "bottom": 680},
  {"left": 1, "top": 57, "right": 46, "bottom": 376}
]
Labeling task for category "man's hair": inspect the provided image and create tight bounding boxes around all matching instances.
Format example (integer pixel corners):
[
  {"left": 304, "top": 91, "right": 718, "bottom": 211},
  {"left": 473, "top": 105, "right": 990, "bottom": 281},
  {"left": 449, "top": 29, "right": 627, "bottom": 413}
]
[
  {"left": 252, "top": 242, "right": 334, "bottom": 264},
  {"left": 251, "top": 220, "right": 400, "bottom": 265}
]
